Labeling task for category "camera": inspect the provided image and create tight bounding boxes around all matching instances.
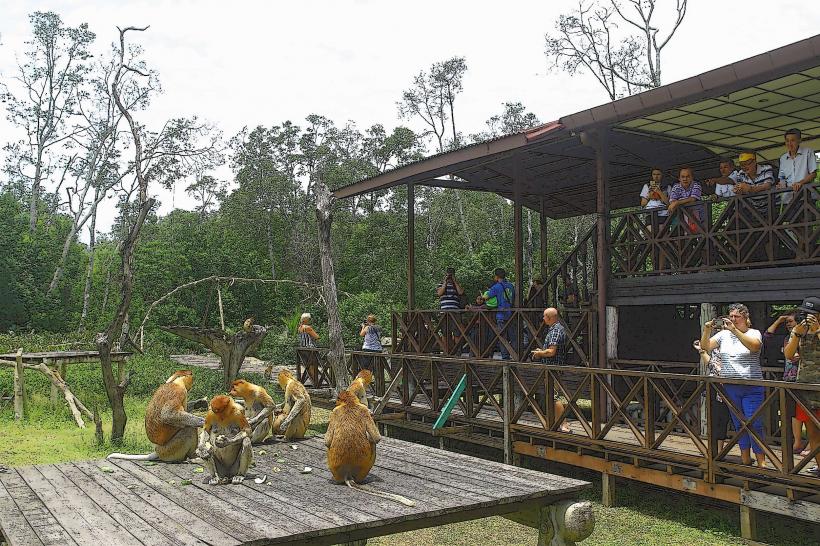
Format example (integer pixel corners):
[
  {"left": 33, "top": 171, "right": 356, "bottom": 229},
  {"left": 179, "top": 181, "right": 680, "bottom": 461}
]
[
  {"left": 795, "top": 311, "right": 808, "bottom": 324},
  {"left": 710, "top": 317, "right": 729, "bottom": 329}
]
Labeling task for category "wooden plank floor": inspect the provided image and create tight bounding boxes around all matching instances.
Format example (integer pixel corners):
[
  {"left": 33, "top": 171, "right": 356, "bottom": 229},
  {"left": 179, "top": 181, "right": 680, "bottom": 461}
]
[{"left": 0, "top": 436, "right": 589, "bottom": 546}]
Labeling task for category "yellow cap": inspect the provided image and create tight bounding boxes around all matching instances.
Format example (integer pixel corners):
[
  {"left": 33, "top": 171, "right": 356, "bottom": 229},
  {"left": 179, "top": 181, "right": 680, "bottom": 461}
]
[{"left": 738, "top": 152, "right": 756, "bottom": 163}]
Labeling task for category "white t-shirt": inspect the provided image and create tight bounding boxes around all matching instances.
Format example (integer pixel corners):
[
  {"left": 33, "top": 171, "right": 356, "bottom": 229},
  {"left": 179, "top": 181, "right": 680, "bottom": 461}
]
[
  {"left": 715, "top": 172, "right": 737, "bottom": 197},
  {"left": 712, "top": 328, "right": 763, "bottom": 379},
  {"left": 640, "top": 183, "right": 670, "bottom": 216}
]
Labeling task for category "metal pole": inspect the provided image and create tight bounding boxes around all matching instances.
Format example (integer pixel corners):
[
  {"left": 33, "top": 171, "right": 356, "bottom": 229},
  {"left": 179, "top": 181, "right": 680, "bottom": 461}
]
[{"left": 407, "top": 183, "right": 415, "bottom": 310}]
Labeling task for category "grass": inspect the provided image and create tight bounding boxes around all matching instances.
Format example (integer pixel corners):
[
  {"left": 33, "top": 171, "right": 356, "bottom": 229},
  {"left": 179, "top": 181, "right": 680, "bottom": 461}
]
[{"left": 1, "top": 351, "right": 818, "bottom": 545}]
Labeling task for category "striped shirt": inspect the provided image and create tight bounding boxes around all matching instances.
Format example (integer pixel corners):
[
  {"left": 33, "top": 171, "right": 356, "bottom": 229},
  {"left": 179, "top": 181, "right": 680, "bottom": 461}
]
[
  {"left": 298, "top": 326, "right": 316, "bottom": 348},
  {"left": 730, "top": 165, "right": 774, "bottom": 213},
  {"left": 714, "top": 328, "right": 763, "bottom": 380},
  {"left": 437, "top": 281, "right": 462, "bottom": 310},
  {"left": 669, "top": 181, "right": 704, "bottom": 221}
]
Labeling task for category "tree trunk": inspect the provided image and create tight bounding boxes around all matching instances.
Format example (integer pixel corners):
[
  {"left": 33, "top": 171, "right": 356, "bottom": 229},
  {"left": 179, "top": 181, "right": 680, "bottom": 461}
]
[
  {"left": 453, "top": 188, "right": 474, "bottom": 253},
  {"left": 29, "top": 147, "right": 43, "bottom": 233},
  {"left": 265, "top": 219, "right": 276, "bottom": 279},
  {"left": 48, "top": 220, "right": 80, "bottom": 294},
  {"left": 161, "top": 325, "right": 268, "bottom": 389},
  {"left": 315, "top": 180, "right": 351, "bottom": 393},
  {"left": 79, "top": 198, "right": 98, "bottom": 331}
]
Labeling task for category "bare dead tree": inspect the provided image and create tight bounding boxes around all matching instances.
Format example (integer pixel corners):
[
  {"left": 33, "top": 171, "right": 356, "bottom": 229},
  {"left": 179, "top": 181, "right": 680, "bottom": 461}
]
[
  {"left": 545, "top": 1, "right": 687, "bottom": 100},
  {"left": 315, "top": 176, "right": 351, "bottom": 394},
  {"left": 96, "top": 25, "right": 153, "bottom": 443}
]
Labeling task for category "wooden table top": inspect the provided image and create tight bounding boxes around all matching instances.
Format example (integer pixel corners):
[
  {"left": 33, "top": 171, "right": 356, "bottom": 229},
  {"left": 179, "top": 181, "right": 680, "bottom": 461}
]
[{"left": 0, "top": 436, "right": 589, "bottom": 546}]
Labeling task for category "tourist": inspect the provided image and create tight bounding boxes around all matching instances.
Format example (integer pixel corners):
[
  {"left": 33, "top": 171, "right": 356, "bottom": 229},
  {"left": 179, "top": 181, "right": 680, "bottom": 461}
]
[
  {"left": 765, "top": 312, "right": 806, "bottom": 454},
  {"left": 694, "top": 338, "right": 731, "bottom": 452},
  {"left": 668, "top": 167, "right": 704, "bottom": 233},
  {"left": 640, "top": 167, "right": 672, "bottom": 270},
  {"left": 777, "top": 128, "right": 817, "bottom": 206},
  {"left": 527, "top": 275, "right": 545, "bottom": 309},
  {"left": 733, "top": 152, "right": 775, "bottom": 214},
  {"left": 436, "top": 267, "right": 465, "bottom": 310},
  {"left": 484, "top": 268, "right": 516, "bottom": 360},
  {"left": 298, "top": 313, "right": 319, "bottom": 347},
  {"left": 559, "top": 271, "right": 579, "bottom": 308},
  {"left": 358, "top": 314, "right": 383, "bottom": 370},
  {"left": 705, "top": 158, "right": 737, "bottom": 198},
  {"left": 784, "top": 297, "right": 820, "bottom": 477},
  {"left": 700, "top": 303, "right": 766, "bottom": 467},
  {"left": 531, "top": 307, "right": 571, "bottom": 433},
  {"left": 639, "top": 167, "right": 671, "bottom": 217}
]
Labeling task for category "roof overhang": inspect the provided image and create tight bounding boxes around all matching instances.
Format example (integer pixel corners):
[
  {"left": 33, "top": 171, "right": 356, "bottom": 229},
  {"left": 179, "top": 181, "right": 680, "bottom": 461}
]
[{"left": 334, "top": 34, "right": 820, "bottom": 218}]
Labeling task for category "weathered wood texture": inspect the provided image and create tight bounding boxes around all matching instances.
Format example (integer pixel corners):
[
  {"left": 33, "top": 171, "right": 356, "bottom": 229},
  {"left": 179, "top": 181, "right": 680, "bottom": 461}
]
[
  {"left": 0, "top": 436, "right": 589, "bottom": 546},
  {"left": 0, "top": 351, "right": 131, "bottom": 365}
]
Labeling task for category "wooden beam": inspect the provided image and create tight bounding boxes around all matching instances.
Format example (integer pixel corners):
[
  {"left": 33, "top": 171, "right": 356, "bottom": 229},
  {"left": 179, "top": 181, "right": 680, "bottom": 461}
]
[
  {"left": 373, "top": 412, "right": 406, "bottom": 422},
  {"left": 432, "top": 425, "right": 472, "bottom": 437},
  {"left": 601, "top": 472, "right": 616, "bottom": 508},
  {"left": 407, "top": 183, "right": 415, "bottom": 310},
  {"left": 540, "top": 196, "right": 549, "bottom": 282},
  {"left": 740, "top": 505, "right": 757, "bottom": 541},
  {"left": 740, "top": 489, "right": 820, "bottom": 524},
  {"left": 514, "top": 178, "right": 524, "bottom": 307},
  {"left": 13, "top": 348, "right": 25, "bottom": 421}
]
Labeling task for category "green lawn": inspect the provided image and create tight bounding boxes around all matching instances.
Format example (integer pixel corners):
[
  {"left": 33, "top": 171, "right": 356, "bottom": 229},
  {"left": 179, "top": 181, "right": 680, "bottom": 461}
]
[{"left": 1, "top": 353, "right": 818, "bottom": 545}]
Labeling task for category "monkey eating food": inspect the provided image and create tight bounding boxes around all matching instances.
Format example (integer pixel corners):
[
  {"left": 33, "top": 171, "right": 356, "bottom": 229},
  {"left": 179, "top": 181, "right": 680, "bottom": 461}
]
[
  {"left": 325, "top": 390, "right": 415, "bottom": 506},
  {"left": 197, "top": 394, "right": 253, "bottom": 485},
  {"left": 108, "top": 370, "right": 205, "bottom": 462},
  {"left": 229, "top": 379, "right": 277, "bottom": 444},
  {"left": 272, "top": 369, "right": 311, "bottom": 440}
]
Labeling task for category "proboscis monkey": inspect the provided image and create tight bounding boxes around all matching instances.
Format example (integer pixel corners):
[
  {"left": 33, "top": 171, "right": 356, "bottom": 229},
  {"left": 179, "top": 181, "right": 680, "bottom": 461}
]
[
  {"left": 108, "top": 370, "right": 204, "bottom": 462},
  {"left": 229, "top": 379, "right": 277, "bottom": 444},
  {"left": 197, "top": 395, "right": 253, "bottom": 485},
  {"left": 242, "top": 317, "right": 254, "bottom": 333},
  {"left": 348, "top": 369, "right": 373, "bottom": 408},
  {"left": 325, "top": 391, "right": 415, "bottom": 506},
  {"left": 272, "top": 370, "right": 311, "bottom": 440}
]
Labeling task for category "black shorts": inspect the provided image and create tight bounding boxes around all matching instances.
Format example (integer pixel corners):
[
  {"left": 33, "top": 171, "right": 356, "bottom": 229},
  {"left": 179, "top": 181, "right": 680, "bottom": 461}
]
[{"left": 709, "top": 388, "right": 732, "bottom": 440}]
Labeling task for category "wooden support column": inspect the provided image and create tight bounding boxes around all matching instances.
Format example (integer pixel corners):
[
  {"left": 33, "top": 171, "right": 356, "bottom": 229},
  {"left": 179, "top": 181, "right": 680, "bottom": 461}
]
[
  {"left": 540, "top": 196, "right": 549, "bottom": 282},
  {"left": 513, "top": 181, "right": 524, "bottom": 308},
  {"left": 740, "top": 505, "right": 757, "bottom": 541},
  {"left": 502, "top": 364, "right": 515, "bottom": 465},
  {"left": 699, "top": 303, "right": 716, "bottom": 437},
  {"left": 407, "top": 183, "right": 415, "bottom": 310},
  {"left": 592, "top": 129, "right": 611, "bottom": 370},
  {"left": 601, "top": 471, "right": 616, "bottom": 507},
  {"left": 13, "top": 348, "right": 26, "bottom": 421}
]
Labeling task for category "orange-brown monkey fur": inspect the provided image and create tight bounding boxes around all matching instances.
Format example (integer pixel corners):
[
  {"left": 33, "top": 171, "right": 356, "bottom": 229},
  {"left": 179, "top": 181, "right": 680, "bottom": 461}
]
[
  {"left": 272, "top": 370, "right": 311, "bottom": 440},
  {"left": 230, "top": 379, "right": 276, "bottom": 444},
  {"left": 348, "top": 369, "right": 374, "bottom": 408},
  {"left": 108, "top": 370, "right": 205, "bottom": 462},
  {"left": 325, "top": 391, "right": 414, "bottom": 506},
  {"left": 198, "top": 395, "right": 253, "bottom": 485}
]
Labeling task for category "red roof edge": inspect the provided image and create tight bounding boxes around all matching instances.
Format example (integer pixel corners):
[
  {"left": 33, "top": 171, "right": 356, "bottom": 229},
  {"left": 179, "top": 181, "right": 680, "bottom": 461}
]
[{"left": 525, "top": 121, "right": 563, "bottom": 142}]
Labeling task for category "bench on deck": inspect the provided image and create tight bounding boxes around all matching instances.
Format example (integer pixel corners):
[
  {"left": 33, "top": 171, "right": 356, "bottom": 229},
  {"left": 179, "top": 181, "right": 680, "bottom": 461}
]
[{"left": 0, "top": 436, "right": 594, "bottom": 546}]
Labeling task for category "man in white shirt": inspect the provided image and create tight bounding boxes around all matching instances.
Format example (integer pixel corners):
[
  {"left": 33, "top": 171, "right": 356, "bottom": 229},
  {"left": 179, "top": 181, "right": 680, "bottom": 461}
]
[
  {"left": 705, "top": 158, "right": 737, "bottom": 198},
  {"left": 777, "top": 128, "right": 817, "bottom": 205}
]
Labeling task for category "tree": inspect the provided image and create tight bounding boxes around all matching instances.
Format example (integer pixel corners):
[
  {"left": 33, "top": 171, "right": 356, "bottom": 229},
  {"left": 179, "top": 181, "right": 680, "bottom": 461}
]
[
  {"left": 1, "top": 12, "right": 95, "bottom": 232},
  {"left": 185, "top": 173, "right": 226, "bottom": 217},
  {"left": 544, "top": 1, "right": 687, "bottom": 100}
]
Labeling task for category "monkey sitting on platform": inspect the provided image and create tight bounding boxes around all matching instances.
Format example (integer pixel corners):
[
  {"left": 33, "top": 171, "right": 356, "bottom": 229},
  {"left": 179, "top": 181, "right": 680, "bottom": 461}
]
[
  {"left": 108, "top": 370, "right": 204, "bottom": 462},
  {"left": 272, "top": 370, "right": 311, "bottom": 440},
  {"left": 229, "top": 379, "right": 277, "bottom": 444},
  {"left": 325, "top": 390, "right": 415, "bottom": 506},
  {"left": 197, "top": 395, "right": 253, "bottom": 485}
]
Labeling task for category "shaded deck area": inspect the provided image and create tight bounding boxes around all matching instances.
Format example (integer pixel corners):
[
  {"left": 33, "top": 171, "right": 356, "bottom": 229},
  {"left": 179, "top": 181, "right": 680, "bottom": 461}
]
[{"left": 0, "top": 436, "right": 591, "bottom": 546}]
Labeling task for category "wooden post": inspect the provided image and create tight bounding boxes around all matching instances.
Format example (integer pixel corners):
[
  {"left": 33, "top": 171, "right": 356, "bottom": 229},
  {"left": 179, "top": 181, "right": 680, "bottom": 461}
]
[
  {"left": 13, "top": 348, "right": 26, "bottom": 421},
  {"left": 602, "top": 471, "right": 616, "bottom": 507},
  {"left": 592, "top": 129, "right": 611, "bottom": 370},
  {"left": 605, "top": 307, "right": 617, "bottom": 363},
  {"left": 740, "top": 505, "right": 757, "bottom": 541},
  {"left": 58, "top": 360, "right": 67, "bottom": 383},
  {"left": 502, "top": 364, "right": 514, "bottom": 465},
  {"left": 514, "top": 181, "right": 524, "bottom": 308},
  {"left": 44, "top": 357, "right": 59, "bottom": 406},
  {"left": 540, "top": 196, "right": 549, "bottom": 282},
  {"left": 407, "top": 183, "right": 415, "bottom": 310},
  {"left": 217, "top": 286, "right": 225, "bottom": 331},
  {"left": 699, "top": 303, "right": 716, "bottom": 437}
]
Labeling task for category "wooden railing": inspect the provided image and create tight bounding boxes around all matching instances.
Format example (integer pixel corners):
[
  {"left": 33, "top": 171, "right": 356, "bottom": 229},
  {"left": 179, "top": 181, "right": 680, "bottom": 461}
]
[
  {"left": 391, "top": 308, "right": 594, "bottom": 366},
  {"left": 296, "top": 347, "right": 820, "bottom": 497},
  {"left": 525, "top": 223, "right": 596, "bottom": 309},
  {"left": 609, "top": 184, "right": 820, "bottom": 278}
]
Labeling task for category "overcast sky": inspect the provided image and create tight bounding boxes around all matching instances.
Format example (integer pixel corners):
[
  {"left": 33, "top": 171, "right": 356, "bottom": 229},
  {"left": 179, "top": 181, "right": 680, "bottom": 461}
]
[{"left": 1, "top": 0, "right": 817, "bottom": 235}]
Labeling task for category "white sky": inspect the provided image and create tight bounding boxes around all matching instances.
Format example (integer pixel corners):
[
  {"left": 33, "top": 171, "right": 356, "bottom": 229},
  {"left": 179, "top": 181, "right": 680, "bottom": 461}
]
[{"left": 1, "top": 0, "right": 818, "bottom": 237}]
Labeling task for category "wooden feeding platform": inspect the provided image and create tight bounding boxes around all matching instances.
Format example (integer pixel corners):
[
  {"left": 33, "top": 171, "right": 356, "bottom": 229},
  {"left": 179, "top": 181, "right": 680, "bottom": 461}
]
[
  {"left": 0, "top": 351, "right": 131, "bottom": 365},
  {"left": 0, "top": 436, "right": 593, "bottom": 546}
]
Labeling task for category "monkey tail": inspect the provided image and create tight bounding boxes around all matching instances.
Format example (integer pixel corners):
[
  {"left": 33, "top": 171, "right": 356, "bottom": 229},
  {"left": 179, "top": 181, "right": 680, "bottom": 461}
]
[
  {"left": 106, "top": 452, "right": 160, "bottom": 461},
  {"left": 345, "top": 478, "right": 416, "bottom": 507}
]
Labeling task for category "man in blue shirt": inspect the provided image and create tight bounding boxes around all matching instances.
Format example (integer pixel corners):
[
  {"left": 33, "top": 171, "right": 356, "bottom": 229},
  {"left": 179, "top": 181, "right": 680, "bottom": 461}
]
[
  {"left": 530, "top": 307, "right": 571, "bottom": 433},
  {"left": 484, "top": 267, "right": 516, "bottom": 360}
]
